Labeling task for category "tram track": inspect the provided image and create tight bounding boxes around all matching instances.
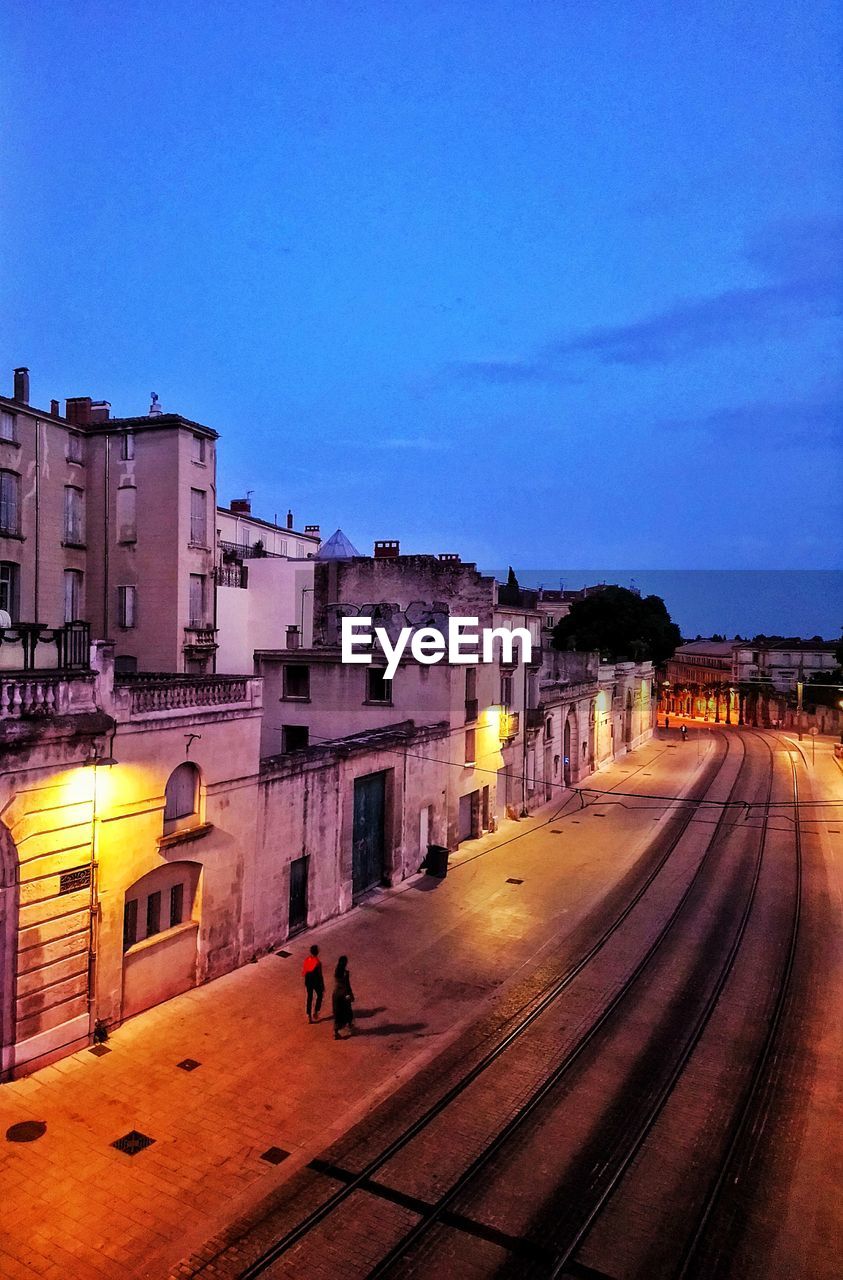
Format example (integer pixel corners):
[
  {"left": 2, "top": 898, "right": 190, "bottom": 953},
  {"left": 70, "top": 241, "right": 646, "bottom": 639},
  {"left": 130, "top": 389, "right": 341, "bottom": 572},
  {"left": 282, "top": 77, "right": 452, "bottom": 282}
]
[{"left": 228, "top": 731, "right": 755, "bottom": 1279}]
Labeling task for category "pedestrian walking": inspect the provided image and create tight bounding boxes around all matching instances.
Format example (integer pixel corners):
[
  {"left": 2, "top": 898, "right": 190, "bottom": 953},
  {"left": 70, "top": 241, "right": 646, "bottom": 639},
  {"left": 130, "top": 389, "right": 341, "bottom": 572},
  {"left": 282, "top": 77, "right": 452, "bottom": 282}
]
[
  {"left": 302, "top": 944, "right": 324, "bottom": 1023},
  {"left": 332, "top": 955, "right": 355, "bottom": 1040},
  {"left": 665, "top": 714, "right": 670, "bottom": 730},
  {"left": 680, "top": 724, "right": 688, "bottom": 742}
]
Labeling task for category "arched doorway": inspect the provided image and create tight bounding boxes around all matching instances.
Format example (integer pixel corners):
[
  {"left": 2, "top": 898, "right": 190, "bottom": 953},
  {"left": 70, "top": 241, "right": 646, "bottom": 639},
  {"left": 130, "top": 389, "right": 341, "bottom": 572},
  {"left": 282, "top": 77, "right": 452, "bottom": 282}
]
[
  {"left": 625, "top": 690, "right": 633, "bottom": 745},
  {"left": 563, "top": 715, "right": 572, "bottom": 786}
]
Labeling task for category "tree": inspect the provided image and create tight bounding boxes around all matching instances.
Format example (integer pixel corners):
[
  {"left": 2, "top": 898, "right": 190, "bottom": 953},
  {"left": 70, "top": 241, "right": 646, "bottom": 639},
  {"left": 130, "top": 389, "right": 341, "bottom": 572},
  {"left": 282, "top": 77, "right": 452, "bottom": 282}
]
[
  {"left": 835, "top": 632, "right": 843, "bottom": 667},
  {"left": 498, "top": 566, "right": 522, "bottom": 607},
  {"left": 551, "top": 585, "right": 681, "bottom": 665}
]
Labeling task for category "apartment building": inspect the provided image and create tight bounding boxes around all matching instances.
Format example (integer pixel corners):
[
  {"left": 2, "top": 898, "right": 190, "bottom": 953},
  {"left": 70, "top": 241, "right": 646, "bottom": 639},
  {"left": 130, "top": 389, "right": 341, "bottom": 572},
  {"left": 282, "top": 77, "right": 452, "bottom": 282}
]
[{"left": 0, "top": 368, "right": 218, "bottom": 675}]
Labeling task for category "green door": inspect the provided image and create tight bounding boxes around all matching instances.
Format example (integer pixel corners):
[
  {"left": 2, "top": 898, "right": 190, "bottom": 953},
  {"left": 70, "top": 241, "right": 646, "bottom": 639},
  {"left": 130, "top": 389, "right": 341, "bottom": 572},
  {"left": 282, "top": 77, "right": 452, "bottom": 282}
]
[{"left": 352, "top": 772, "right": 387, "bottom": 898}]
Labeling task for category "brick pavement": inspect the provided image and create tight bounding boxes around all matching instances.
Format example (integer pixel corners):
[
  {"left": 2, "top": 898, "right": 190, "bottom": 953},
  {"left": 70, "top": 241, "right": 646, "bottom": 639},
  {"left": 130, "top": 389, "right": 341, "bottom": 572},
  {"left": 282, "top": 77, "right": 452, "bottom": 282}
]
[{"left": 0, "top": 733, "right": 707, "bottom": 1280}]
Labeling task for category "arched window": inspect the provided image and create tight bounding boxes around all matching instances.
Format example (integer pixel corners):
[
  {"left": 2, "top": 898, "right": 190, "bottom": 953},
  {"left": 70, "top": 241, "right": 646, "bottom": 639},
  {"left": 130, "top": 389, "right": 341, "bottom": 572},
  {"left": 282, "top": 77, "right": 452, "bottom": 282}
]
[{"left": 164, "top": 763, "right": 200, "bottom": 831}]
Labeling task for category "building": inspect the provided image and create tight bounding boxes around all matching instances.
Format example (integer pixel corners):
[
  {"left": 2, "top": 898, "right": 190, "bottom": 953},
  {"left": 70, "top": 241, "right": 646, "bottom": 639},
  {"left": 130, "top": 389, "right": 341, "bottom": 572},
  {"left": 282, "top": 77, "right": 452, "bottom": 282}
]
[
  {"left": 662, "top": 636, "right": 839, "bottom": 723},
  {"left": 214, "top": 497, "right": 322, "bottom": 674},
  {"left": 1, "top": 368, "right": 218, "bottom": 676},
  {"left": 1, "top": 643, "right": 263, "bottom": 1078}
]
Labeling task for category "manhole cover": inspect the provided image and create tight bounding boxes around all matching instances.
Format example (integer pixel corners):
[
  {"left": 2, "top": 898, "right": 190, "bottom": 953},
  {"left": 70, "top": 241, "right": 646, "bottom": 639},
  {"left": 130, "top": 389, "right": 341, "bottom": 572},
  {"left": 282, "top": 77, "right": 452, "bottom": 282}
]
[
  {"left": 506, "top": 877, "right": 524, "bottom": 885},
  {"left": 276, "top": 950, "right": 292, "bottom": 958},
  {"left": 89, "top": 1044, "right": 111, "bottom": 1057},
  {"left": 260, "top": 1147, "right": 290, "bottom": 1165},
  {"left": 177, "top": 1059, "right": 201, "bottom": 1072},
  {"left": 111, "top": 1130, "right": 155, "bottom": 1156},
  {"left": 6, "top": 1121, "right": 46, "bottom": 1143}
]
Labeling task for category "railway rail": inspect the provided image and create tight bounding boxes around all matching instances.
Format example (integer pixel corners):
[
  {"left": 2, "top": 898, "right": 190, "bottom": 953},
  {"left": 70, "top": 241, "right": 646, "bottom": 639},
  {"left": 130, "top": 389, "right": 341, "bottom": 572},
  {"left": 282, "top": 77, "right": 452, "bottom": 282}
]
[{"left": 210, "top": 729, "right": 802, "bottom": 1280}]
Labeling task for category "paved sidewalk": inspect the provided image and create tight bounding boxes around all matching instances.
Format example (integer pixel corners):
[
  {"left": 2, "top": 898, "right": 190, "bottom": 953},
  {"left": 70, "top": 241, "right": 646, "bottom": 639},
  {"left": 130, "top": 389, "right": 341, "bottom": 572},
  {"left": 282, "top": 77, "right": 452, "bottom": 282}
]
[{"left": 0, "top": 734, "right": 709, "bottom": 1280}]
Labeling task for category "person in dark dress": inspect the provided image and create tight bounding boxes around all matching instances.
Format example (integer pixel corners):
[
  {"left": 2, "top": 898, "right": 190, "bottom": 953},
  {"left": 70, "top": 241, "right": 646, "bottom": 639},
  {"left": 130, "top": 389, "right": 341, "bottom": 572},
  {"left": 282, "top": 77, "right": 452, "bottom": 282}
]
[
  {"left": 302, "top": 944, "right": 324, "bottom": 1023},
  {"left": 332, "top": 955, "right": 354, "bottom": 1040}
]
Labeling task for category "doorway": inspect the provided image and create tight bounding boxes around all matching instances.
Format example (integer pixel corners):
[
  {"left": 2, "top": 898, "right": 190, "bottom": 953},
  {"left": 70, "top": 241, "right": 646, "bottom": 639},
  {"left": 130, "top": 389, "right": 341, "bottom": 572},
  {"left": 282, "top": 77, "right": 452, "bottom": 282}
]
[
  {"left": 352, "top": 772, "right": 387, "bottom": 898},
  {"left": 288, "top": 855, "right": 309, "bottom": 934},
  {"left": 563, "top": 717, "right": 572, "bottom": 785}
]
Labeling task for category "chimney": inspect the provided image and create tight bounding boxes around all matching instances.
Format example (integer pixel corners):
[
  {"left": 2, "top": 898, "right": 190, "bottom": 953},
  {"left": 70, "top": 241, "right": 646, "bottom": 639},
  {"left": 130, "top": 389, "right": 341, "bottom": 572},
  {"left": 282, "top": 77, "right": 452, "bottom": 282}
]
[
  {"left": 286, "top": 509, "right": 294, "bottom": 530},
  {"left": 13, "top": 368, "right": 30, "bottom": 404},
  {"left": 230, "top": 497, "right": 252, "bottom": 515},
  {"left": 374, "top": 540, "right": 400, "bottom": 559},
  {"left": 50, "top": 399, "right": 60, "bottom": 417},
  {"left": 65, "top": 397, "right": 93, "bottom": 426},
  {"left": 438, "top": 553, "right": 460, "bottom": 563},
  {"left": 304, "top": 524, "right": 320, "bottom": 538},
  {"left": 90, "top": 401, "right": 111, "bottom": 422}
]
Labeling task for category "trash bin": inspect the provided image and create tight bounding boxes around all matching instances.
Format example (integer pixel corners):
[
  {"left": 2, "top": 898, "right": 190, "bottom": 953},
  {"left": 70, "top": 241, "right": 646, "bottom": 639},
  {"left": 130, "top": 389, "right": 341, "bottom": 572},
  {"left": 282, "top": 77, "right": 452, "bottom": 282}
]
[{"left": 425, "top": 844, "right": 450, "bottom": 879}]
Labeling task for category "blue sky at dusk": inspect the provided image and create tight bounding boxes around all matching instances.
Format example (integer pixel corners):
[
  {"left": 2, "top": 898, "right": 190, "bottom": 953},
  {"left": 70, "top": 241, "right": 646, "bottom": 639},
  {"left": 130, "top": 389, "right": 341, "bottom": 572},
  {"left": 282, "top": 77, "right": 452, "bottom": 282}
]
[{"left": 2, "top": 1, "right": 841, "bottom": 571}]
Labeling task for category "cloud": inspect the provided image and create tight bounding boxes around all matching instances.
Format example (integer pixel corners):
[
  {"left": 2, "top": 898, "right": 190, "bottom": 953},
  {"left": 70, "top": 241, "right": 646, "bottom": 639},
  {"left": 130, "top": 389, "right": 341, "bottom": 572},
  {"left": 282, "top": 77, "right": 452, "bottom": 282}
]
[
  {"left": 380, "top": 436, "right": 448, "bottom": 450},
  {"left": 448, "top": 359, "right": 577, "bottom": 385},
  {"left": 450, "top": 213, "right": 843, "bottom": 378},
  {"left": 661, "top": 393, "right": 843, "bottom": 448}
]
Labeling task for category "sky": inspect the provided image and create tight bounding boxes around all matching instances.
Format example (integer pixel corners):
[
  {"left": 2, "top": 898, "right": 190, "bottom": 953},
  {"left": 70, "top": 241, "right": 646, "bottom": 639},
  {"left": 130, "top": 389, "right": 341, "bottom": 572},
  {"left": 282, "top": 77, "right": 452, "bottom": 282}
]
[{"left": 1, "top": 1, "right": 841, "bottom": 577}]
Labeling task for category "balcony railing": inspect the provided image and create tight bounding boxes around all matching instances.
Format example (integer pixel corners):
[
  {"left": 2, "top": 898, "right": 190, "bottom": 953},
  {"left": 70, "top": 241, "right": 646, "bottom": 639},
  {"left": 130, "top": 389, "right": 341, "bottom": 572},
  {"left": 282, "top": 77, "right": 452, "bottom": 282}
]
[
  {"left": 1, "top": 671, "right": 97, "bottom": 719},
  {"left": 214, "top": 564, "right": 249, "bottom": 589},
  {"left": 500, "top": 710, "right": 520, "bottom": 741},
  {"left": 117, "top": 674, "right": 250, "bottom": 714},
  {"left": 183, "top": 626, "right": 218, "bottom": 651},
  {"left": 0, "top": 621, "right": 90, "bottom": 672}
]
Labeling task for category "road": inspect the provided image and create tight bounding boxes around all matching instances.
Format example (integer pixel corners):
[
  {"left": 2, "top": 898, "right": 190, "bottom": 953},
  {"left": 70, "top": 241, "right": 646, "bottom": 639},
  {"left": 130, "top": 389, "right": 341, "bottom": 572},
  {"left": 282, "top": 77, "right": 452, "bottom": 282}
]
[
  {"left": 0, "top": 729, "right": 838, "bottom": 1280},
  {"left": 172, "top": 729, "right": 839, "bottom": 1280}
]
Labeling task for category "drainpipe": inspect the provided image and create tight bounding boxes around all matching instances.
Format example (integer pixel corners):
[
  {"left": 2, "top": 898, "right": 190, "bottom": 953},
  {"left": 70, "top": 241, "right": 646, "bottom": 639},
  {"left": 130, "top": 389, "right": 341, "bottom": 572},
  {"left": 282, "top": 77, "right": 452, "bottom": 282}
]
[
  {"left": 103, "top": 435, "right": 110, "bottom": 638},
  {"left": 34, "top": 421, "right": 41, "bottom": 621}
]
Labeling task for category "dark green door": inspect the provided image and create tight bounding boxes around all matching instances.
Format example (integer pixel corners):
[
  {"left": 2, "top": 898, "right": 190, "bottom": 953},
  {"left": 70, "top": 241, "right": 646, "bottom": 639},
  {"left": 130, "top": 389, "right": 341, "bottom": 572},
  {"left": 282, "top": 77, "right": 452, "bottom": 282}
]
[
  {"left": 352, "top": 772, "right": 387, "bottom": 898},
  {"left": 288, "top": 855, "right": 309, "bottom": 934}
]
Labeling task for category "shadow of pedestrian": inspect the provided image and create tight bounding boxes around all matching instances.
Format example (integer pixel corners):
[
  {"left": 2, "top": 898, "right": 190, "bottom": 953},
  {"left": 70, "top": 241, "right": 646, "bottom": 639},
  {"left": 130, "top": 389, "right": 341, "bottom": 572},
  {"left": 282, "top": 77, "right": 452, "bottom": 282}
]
[
  {"left": 349, "top": 1006, "right": 387, "bottom": 1019},
  {"left": 410, "top": 877, "right": 444, "bottom": 892},
  {"left": 350, "top": 1021, "right": 428, "bottom": 1037}
]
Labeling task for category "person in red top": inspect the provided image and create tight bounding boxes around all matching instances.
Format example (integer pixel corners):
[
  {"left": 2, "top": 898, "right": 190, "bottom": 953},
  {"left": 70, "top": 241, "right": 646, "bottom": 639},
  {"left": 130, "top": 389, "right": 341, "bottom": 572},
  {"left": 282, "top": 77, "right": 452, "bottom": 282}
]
[{"left": 302, "top": 944, "right": 325, "bottom": 1023}]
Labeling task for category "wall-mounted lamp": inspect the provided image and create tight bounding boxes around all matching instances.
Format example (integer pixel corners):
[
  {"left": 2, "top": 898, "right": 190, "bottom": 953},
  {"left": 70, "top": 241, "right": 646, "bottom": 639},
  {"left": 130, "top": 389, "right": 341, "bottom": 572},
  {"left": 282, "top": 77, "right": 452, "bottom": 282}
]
[{"left": 83, "top": 749, "right": 119, "bottom": 768}]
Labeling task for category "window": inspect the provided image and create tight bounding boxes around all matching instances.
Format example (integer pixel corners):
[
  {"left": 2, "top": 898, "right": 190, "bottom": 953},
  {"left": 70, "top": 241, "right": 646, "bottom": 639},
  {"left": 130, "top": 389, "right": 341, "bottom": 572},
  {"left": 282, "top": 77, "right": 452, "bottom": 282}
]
[
  {"left": 63, "top": 485, "right": 85, "bottom": 544},
  {"left": 192, "top": 434, "right": 206, "bottom": 463},
  {"left": 117, "top": 585, "right": 136, "bottom": 628},
  {"left": 164, "top": 762, "right": 200, "bottom": 825},
  {"left": 465, "top": 667, "right": 478, "bottom": 722},
  {"left": 123, "top": 899, "right": 138, "bottom": 950},
  {"left": 282, "top": 725, "right": 310, "bottom": 752},
  {"left": 189, "top": 488, "right": 207, "bottom": 545},
  {"left": 120, "top": 432, "right": 135, "bottom": 460},
  {"left": 282, "top": 664, "right": 310, "bottom": 700},
  {"left": 123, "top": 863, "right": 199, "bottom": 952},
  {"left": 67, "top": 432, "right": 84, "bottom": 464},
  {"left": 146, "top": 891, "right": 161, "bottom": 939},
  {"left": 188, "top": 574, "right": 206, "bottom": 626},
  {"left": 0, "top": 562, "right": 19, "bottom": 620},
  {"left": 169, "top": 883, "right": 184, "bottom": 928},
  {"left": 0, "top": 410, "right": 17, "bottom": 442},
  {"left": 465, "top": 728, "right": 476, "bottom": 765},
  {"left": 116, "top": 485, "right": 137, "bottom": 542},
  {"left": 500, "top": 673, "right": 513, "bottom": 708},
  {"left": 64, "top": 569, "right": 82, "bottom": 622},
  {"left": 0, "top": 470, "right": 20, "bottom": 534},
  {"left": 545, "top": 716, "right": 553, "bottom": 740},
  {"left": 366, "top": 667, "right": 391, "bottom": 704}
]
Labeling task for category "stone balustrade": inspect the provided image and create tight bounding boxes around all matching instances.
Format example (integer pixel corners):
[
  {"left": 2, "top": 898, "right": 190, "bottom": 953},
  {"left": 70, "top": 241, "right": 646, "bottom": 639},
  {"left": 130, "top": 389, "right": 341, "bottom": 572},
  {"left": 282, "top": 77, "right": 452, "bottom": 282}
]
[
  {"left": 120, "top": 675, "right": 252, "bottom": 716},
  {"left": 0, "top": 672, "right": 98, "bottom": 719}
]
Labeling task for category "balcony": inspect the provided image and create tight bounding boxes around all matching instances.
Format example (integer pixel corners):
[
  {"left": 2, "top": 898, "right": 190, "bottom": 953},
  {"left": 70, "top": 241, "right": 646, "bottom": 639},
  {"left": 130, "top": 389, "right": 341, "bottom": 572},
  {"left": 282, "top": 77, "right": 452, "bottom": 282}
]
[
  {"left": 0, "top": 621, "right": 90, "bottom": 672},
  {"left": 500, "top": 710, "right": 520, "bottom": 742},
  {"left": 183, "top": 625, "right": 218, "bottom": 658},
  {"left": 116, "top": 673, "right": 258, "bottom": 716},
  {"left": 1, "top": 670, "right": 97, "bottom": 719},
  {"left": 214, "top": 563, "right": 248, "bottom": 589}
]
